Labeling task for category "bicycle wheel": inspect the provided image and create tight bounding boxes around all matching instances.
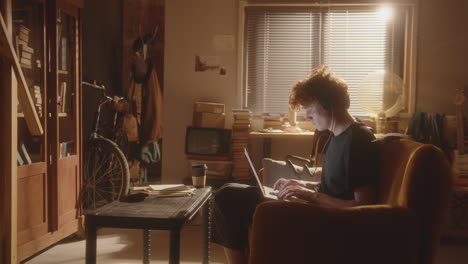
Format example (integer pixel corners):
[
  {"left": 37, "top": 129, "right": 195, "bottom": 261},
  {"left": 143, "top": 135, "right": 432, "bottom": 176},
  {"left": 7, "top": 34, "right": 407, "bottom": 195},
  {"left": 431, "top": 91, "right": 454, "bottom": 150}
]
[
  {"left": 114, "top": 128, "right": 130, "bottom": 160},
  {"left": 82, "top": 137, "right": 130, "bottom": 210}
]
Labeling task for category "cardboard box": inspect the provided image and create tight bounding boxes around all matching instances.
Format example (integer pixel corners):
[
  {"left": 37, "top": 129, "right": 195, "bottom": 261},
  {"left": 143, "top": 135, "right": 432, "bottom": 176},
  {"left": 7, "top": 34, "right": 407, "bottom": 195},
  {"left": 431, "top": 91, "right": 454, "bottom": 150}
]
[
  {"left": 194, "top": 102, "right": 225, "bottom": 114},
  {"left": 193, "top": 112, "right": 225, "bottom": 129}
]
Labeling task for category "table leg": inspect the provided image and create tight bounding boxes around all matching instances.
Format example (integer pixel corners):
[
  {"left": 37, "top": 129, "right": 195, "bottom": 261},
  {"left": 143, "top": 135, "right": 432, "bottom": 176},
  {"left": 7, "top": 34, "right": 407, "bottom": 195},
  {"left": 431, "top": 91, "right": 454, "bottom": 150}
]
[
  {"left": 202, "top": 199, "right": 211, "bottom": 264},
  {"left": 85, "top": 222, "right": 97, "bottom": 264},
  {"left": 169, "top": 228, "right": 181, "bottom": 264},
  {"left": 143, "top": 229, "right": 151, "bottom": 264}
]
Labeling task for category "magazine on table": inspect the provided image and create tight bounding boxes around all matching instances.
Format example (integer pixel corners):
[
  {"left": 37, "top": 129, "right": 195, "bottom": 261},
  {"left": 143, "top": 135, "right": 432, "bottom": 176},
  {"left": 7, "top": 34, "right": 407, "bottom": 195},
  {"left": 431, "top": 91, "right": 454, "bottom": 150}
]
[{"left": 130, "top": 184, "right": 196, "bottom": 197}]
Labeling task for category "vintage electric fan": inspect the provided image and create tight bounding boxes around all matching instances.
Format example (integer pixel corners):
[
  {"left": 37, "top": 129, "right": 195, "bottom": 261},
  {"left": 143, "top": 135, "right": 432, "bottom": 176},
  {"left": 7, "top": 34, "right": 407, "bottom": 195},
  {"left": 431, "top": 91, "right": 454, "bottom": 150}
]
[{"left": 358, "top": 70, "right": 404, "bottom": 132}]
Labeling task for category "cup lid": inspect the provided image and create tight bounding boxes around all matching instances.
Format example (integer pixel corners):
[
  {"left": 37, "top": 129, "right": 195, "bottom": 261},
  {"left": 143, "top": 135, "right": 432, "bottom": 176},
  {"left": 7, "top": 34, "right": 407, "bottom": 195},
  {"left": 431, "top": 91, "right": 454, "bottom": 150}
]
[{"left": 192, "top": 164, "right": 207, "bottom": 169}]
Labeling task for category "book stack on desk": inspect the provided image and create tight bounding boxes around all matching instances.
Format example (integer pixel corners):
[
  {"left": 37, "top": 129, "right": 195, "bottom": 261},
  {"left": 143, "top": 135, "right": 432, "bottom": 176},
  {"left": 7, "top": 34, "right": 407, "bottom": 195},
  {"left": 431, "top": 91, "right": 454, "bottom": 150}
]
[
  {"left": 263, "top": 115, "right": 284, "bottom": 130},
  {"left": 231, "top": 109, "right": 252, "bottom": 180}
]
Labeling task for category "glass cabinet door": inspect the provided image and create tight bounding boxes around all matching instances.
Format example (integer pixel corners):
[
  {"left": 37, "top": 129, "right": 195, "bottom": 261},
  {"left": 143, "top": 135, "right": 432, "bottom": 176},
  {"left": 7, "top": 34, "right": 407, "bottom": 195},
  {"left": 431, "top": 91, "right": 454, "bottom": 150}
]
[
  {"left": 13, "top": 0, "right": 50, "bottom": 259},
  {"left": 13, "top": 0, "right": 46, "bottom": 166},
  {"left": 57, "top": 9, "right": 77, "bottom": 159}
]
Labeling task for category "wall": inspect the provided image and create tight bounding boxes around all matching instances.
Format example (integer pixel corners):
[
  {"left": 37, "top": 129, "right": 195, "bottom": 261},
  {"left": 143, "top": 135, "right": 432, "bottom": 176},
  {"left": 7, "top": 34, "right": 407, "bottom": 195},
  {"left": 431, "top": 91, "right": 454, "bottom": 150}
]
[
  {"left": 82, "top": 0, "right": 122, "bottom": 142},
  {"left": 163, "top": 0, "right": 239, "bottom": 182},
  {"left": 415, "top": 0, "right": 468, "bottom": 115},
  {"left": 163, "top": 0, "right": 468, "bottom": 183}
]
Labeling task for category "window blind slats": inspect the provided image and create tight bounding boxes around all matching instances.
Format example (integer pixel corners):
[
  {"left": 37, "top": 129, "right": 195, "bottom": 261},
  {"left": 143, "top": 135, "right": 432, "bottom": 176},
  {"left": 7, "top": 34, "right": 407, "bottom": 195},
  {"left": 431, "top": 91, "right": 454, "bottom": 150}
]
[
  {"left": 323, "top": 7, "right": 388, "bottom": 116},
  {"left": 245, "top": 6, "right": 405, "bottom": 116}
]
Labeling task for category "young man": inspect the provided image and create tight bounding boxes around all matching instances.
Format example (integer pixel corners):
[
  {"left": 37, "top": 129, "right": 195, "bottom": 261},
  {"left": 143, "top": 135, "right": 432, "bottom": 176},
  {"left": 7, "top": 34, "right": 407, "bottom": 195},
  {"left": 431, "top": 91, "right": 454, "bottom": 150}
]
[{"left": 211, "top": 65, "right": 379, "bottom": 264}]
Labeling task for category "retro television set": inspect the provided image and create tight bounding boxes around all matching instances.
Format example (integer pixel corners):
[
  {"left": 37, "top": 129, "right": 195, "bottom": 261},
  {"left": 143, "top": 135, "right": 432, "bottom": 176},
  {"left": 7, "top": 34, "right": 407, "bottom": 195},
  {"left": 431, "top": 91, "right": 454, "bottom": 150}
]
[{"left": 185, "top": 126, "right": 231, "bottom": 159}]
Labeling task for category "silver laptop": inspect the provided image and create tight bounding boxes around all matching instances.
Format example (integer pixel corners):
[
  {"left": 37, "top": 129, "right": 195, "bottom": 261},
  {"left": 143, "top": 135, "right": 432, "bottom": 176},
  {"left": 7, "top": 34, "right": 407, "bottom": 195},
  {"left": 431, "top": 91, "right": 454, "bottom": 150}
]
[{"left": 244, "top": 148, "right": 279, "bottom": 200}]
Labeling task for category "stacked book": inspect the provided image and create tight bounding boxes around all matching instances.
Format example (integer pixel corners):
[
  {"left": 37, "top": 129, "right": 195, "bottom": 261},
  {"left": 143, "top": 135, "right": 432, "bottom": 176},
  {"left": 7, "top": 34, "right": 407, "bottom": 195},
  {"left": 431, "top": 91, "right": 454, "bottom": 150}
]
[
  {"left": 58, "top": 82, "right": 67, "bottom": 113},
  {"left": 263, "top": 115, "right": 284, "bottom": 130},
  {"left": 231, "top": 109, "right": 252, "bottom": 180},
  {"left": 59, "top": 141, "right": 72, "bottom": 159},
  {"left": 15, "top": 25, "right": 34, "bottom": 69},
  {"left": 17, "top": 143, "right": 32, "bottom": 166},
  {"left": 32, "top": 85, "right": 42, "bottom": 117}
]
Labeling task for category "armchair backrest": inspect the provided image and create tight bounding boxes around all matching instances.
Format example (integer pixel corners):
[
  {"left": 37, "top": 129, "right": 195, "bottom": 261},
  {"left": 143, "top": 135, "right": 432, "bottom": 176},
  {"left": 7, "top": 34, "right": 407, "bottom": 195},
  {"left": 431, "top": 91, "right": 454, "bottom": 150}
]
[{"left": 377, "top": 139, "right": 453, "bottom": 263}]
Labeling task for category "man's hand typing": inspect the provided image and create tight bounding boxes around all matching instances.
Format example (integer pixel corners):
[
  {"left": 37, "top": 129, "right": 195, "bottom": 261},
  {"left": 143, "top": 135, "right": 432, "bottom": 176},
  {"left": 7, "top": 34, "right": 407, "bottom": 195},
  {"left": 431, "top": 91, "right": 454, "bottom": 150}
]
[
  {"left": 273, "top": 178, "right": 319, "bottom": 191},
  {"left": 273, "top": 178, "right": 305, "bottom": 191},
  {"left": 277, "top": 184, "right": 317, "bottom": 202}
]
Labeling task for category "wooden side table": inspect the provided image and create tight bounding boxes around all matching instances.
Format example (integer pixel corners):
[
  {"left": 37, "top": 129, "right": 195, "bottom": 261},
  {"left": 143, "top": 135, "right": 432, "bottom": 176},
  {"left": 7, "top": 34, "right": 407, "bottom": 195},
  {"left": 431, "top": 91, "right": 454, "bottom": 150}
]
[{"left": 85, "top": 187, "right": 212, "bottom": 264}]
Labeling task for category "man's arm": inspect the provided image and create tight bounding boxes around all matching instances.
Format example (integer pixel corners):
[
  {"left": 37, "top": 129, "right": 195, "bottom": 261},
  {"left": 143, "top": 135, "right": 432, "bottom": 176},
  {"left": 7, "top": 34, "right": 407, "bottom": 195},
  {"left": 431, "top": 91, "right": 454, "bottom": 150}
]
[
  {"left": 277, "top": 183, "right": 377, "bottom": 207},
  {"left": 311, "top": 184, "right": 376, "bottom": 207}
]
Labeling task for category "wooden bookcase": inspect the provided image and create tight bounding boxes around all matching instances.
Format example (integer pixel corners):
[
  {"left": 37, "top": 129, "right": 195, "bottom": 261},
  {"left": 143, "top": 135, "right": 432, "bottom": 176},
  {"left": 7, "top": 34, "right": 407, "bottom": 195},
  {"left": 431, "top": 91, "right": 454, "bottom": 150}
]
[{"left": 11, "top": 0, "right": 82, "bottom": 261}]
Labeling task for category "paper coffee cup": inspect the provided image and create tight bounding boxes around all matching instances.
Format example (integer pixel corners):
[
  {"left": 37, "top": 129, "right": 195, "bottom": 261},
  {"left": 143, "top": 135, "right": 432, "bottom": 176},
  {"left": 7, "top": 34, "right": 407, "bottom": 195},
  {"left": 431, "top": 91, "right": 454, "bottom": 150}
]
[
  {"left": 192, "top": 175, "right": 206, "bottom": 187},
  {"left": 191, "top": 164, "right": 207, "bottom": 187}
]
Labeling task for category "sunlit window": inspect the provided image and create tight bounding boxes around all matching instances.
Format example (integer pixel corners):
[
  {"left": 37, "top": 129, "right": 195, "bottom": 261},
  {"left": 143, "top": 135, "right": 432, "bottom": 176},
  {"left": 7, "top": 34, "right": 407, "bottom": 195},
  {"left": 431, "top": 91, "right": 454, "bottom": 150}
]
[{"left": 244, "top": 6, "right": 408, "bottom": 116}]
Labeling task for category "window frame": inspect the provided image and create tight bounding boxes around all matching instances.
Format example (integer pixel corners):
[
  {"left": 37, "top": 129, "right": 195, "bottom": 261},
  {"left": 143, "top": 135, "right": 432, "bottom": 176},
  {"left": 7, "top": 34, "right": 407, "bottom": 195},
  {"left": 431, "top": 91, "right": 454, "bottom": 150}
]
[{"left": 237, "top": 0, "right": 418, "bottom": 118}]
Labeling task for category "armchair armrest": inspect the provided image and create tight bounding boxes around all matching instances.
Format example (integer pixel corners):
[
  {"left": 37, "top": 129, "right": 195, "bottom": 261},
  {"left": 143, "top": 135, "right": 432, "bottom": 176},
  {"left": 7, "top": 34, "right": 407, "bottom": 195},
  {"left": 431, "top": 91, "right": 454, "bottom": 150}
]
[
  {"left": 285, "top": 154, "right": 312, "bottom": 164},
  {"left": 249, "top": 201, "right": 419, "bottom": 264}
]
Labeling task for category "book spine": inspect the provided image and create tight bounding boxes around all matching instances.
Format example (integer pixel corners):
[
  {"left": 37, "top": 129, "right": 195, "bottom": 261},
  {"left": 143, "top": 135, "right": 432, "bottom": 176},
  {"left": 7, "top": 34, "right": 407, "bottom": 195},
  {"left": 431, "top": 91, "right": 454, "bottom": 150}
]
[
  {"left": 21, "top": 51, "right": 32, "bottom": 59},
  {"left": 17, "top": 150, "right": 24, "bottom": 166},
  {"left": 19, "top": 43, "right": 34, "bottom": 54},
  {"left": 20, "top": 143, "right": 32, "bottom": 164},
  {"left": 18, "top": 31, "right": 29, "bottom": 42},
  {"left": 20, "top": 57, "right": 31, "bottom": 66}
]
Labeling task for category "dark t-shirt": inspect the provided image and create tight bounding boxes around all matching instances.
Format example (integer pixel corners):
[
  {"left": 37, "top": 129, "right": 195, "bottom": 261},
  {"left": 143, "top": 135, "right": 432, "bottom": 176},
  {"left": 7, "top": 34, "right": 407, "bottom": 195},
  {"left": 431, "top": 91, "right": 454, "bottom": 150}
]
[{"left": 318, "top": 122, "right": 379, "bottom": 200}]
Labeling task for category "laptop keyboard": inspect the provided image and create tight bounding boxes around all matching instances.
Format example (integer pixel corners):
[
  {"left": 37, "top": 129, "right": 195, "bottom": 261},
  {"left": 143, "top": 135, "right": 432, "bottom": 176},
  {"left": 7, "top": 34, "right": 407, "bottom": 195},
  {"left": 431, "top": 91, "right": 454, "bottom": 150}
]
[{"left": 269, "top": 190, "right": 279, "bottom": 196}]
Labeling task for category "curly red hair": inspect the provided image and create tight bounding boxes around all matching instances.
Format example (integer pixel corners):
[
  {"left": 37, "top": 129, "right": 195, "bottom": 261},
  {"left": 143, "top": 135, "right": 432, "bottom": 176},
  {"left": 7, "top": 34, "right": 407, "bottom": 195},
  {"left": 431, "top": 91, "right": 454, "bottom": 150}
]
[{"left": 289, "top": 65, "right": 349, "bottom": 111}]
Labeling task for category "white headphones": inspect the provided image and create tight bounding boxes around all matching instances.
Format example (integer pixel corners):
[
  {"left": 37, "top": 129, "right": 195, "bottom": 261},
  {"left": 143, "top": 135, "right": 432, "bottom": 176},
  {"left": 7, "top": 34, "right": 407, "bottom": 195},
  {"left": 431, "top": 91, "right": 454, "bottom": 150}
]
[{"left": 330, "top": 110, "right": 335, "bottom": 133}]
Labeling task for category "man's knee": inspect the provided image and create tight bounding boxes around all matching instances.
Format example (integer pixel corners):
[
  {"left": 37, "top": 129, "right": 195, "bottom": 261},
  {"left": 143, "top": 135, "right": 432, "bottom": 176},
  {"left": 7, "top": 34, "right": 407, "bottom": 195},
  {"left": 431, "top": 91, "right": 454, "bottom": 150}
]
[{"left": 214, "top": 183, "right": 262, "bottom": 210}]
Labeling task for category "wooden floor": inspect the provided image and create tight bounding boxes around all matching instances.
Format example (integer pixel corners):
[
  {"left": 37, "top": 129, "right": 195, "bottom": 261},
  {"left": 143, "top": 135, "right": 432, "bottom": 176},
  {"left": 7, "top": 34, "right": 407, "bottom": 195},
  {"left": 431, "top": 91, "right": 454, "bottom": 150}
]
[
  {"left": 23, "top": 224, "right": 468, "bottom": 264},
  {"left": 23, "top": 224, "right": 227, "bottom": 264}
]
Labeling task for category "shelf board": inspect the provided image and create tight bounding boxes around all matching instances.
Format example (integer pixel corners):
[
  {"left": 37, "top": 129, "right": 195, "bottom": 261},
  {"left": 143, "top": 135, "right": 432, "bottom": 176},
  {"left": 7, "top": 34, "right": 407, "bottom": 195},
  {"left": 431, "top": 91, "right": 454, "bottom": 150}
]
[
  {"left": 18, "top": 112, "right": 43, "bottom": 118},
  {"left": 19, "top": 112, "right": 67, "bottom": 118},
  {"left": 58, "top": 70, "right": 69, "bottom": 75}
]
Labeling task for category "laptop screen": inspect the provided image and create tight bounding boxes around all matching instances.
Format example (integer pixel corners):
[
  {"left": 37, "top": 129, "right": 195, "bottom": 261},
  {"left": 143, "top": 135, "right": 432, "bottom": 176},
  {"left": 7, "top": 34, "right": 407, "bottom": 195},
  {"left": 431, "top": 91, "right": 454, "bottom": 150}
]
[{"left": 244, "top": 148, "right": 266, "bottom": 196}]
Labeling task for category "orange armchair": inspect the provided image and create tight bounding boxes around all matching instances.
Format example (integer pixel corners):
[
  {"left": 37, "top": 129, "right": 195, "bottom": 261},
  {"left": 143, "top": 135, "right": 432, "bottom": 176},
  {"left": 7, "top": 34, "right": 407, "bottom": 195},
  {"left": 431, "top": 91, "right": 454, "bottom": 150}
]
[{"left": 249, "top": 139, "right": 453, "bottom": 264}]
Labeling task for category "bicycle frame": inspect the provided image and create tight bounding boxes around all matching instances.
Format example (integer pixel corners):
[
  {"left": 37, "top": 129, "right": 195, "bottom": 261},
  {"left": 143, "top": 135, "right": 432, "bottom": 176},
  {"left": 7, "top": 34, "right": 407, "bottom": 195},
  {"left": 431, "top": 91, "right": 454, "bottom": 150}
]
[
  {"left": 91, "top": 96, "right": 114, "bottom": 139},
  {"left": 82, "top": 81, "right": 121, "bottom": 140}
]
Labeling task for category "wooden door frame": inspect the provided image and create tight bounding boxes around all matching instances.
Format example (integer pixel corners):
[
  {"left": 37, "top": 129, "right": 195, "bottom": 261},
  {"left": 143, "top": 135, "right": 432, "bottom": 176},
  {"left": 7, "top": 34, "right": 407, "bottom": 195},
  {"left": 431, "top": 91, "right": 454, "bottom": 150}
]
[{"left": 0, "top": 0, "right": 18, "bottom": 263}]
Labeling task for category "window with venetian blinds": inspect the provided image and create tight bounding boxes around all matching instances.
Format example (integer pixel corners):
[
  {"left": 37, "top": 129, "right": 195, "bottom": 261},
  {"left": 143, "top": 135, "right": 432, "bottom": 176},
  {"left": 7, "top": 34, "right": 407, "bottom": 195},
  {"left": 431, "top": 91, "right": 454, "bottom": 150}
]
[{"left": 244, "top": 6, "right": 407, "bottom": 116}]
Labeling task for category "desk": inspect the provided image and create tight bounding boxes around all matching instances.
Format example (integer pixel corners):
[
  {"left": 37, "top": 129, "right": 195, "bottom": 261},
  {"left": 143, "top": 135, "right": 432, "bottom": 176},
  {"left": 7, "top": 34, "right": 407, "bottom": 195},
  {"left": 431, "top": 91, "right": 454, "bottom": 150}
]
[
  {"left": 85, "top": 187, "right": 212, "bottom": 264},
  {"left": 249, "top": 131, "right": 315, "bottom": 158}
]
